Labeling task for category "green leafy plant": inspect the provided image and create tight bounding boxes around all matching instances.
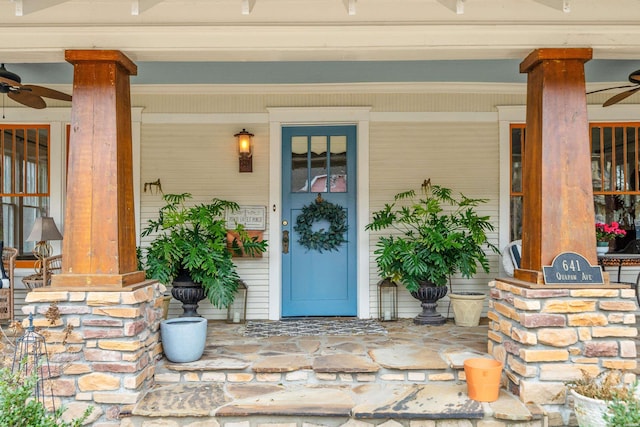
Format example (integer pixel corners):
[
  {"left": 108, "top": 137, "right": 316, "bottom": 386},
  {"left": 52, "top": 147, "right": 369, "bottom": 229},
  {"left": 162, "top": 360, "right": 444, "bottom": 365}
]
[
  {"left": 605, "top": 389, "right": 640, "bottom": 426},
  {"left": 365, "top": 179, "right": 498, "bottom": 292},
  {"left": 0, "top": 366, "right": 92, "bottom": 427},
  {"left": 141, "top": 193, "right": 268, "bottom": 308}
]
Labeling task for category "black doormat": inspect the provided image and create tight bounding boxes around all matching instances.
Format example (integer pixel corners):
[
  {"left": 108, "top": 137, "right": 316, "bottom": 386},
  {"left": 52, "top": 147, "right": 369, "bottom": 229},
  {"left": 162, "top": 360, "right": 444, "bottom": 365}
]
[{"left": 243, "top": 318, "right": 387, "bottom": 337}]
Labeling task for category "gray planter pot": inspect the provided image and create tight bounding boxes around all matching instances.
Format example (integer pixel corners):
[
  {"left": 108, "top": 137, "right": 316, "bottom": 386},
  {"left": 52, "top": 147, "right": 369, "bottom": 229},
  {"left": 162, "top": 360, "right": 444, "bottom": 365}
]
[{"left": 160, "top": 317, "right": 208, "bottom": 363}]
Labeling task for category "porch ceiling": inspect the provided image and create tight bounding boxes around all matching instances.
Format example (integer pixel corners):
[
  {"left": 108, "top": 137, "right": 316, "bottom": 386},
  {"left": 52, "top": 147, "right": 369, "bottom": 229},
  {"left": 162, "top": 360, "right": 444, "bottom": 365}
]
[{"left": 1, "top": 0, "right": 640, "bottom": 65}]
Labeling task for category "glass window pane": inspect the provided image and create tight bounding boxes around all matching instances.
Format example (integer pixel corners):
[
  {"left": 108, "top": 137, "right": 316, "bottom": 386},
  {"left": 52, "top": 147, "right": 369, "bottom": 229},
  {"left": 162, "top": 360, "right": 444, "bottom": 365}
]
[
  {"left": 291, "top": 136, "right": 308, "bottom": 193},
  {"left": 328, "top": 136, "right": 347, "bottom": 193},
  {"left": 592, "top": 127, "right": 603, "bottom": 191},
  {"left": 510, "top": 196, "right": 522, "bottom": 241},
  {"left": 38, "top": 129, "right": 49, "bottom": 194},
  {"left": 310, "top": 136, "right": 328, "bottom": 193},
  {"left": 2, "top": 138, "right": 11, "bottom": 194},
  {"left": 627, "top": 127, "right": 638, "bottom": 191},
  {"left": 2, "top": 197, "right": 14, "bottom": 247},
  {"left": 603, "top": 127, "right": 613, "bottom": 191},
  {"left": 511, "top": 128, "right": 523, "bottom": 193},
  {"left": 15, "top": 129, "right": 24, "bottom": 194},
  {"left": 26, "top": 128, "right": 37, "bottom": 194},
  {"left": 614, "top": 127, "right": 625, "bottom": 191}
]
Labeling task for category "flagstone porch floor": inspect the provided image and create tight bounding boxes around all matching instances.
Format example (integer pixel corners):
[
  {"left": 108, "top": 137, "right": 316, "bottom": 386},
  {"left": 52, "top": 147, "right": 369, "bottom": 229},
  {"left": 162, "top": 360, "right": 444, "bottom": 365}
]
[{"left": 121, "top": 318, "right": 551, "bottom": 427}]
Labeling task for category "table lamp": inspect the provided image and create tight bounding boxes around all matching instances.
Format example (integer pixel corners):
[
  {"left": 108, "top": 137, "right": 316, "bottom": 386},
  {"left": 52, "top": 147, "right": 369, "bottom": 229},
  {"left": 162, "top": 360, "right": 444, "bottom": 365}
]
[{"left": 26, "top": 217, "right": 63, "bottom": 271}]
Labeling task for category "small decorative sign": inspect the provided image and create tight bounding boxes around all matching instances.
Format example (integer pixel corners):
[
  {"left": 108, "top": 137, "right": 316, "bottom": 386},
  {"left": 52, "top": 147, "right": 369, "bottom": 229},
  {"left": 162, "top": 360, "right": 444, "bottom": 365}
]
[
  {"left": 542, "top": 252, "right": 604, "bottom": 285},
  {"left": 225, "top": 205, "right": 266, "bottom": 230}
]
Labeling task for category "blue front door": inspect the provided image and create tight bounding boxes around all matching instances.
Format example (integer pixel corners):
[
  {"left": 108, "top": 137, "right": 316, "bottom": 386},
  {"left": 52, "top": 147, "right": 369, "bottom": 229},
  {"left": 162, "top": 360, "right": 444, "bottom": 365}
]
[{"left": 281, "top": 125, "right": 357, "bottom": 317}]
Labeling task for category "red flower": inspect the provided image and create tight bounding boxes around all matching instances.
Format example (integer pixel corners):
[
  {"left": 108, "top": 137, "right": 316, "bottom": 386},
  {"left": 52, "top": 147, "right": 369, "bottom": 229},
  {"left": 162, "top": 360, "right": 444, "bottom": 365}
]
[{"left": 595, "top": 222, "right": 626, "bottom": 242}]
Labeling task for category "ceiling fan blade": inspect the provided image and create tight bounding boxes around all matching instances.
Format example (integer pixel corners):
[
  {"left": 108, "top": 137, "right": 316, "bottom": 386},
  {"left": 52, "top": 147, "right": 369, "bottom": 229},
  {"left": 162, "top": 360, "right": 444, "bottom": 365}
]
[
  {"left": 8, "top": 91, "right": 46, "bottom": 109},
  {"left": 23, "top": 85, "right": 71, "bottom": 102},
  {"left": 587, "top": 84, "right": 637, "bottom": 95},
  {"left": 603, "top": 86, "right": 640, "bottom": 107},
  {"left": 0, "top": 76, "right": 20, "bottom": 87}
]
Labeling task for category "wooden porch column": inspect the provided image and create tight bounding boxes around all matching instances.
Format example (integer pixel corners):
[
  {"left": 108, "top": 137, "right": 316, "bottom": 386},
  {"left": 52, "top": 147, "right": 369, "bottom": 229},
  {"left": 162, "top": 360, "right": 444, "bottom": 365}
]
[
  {"left": 515, "top": 48, "right": 596, "bottom": 283},
  {"left": 51, "top": 50, "right": 145, "bottom": 288}
]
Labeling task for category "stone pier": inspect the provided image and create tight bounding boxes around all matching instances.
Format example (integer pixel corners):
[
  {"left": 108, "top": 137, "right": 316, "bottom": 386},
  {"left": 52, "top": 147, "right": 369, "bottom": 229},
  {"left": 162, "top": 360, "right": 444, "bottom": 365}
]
[
  {"left": 23, "top": 281, "right": 164, "bottom": 426},
  {"left": 488, "top": 279, "right": 638, "bottom": 426}
]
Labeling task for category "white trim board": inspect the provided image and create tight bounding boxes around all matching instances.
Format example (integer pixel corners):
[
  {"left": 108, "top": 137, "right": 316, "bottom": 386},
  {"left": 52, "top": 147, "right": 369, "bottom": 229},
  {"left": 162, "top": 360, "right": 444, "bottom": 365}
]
[
  {"left": 267, "top": 106, "right": 372, "bottom": 320},
  {"left": 142, "top": 111, "right": 498, "bottom": 124}
]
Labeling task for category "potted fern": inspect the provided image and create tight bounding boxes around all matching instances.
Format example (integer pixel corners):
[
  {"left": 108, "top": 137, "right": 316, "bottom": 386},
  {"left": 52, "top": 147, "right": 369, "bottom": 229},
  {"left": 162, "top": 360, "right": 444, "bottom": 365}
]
[
  {"left": 142, "top": 193, "right": 267, "bottom": 363},
  {"left": 141, "top": 193, "right": 268, "bottom": 315},
  {"left": 365, "top": 179, "right": 498, "bottom": 325}
]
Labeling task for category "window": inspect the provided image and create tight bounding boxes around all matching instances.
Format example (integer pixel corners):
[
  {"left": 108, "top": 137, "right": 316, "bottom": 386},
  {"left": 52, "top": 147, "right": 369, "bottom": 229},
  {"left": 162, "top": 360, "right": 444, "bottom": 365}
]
[
  {"left": 1, "top": 125, "right": 50, "bottom": 258},
  {"left": 510, "top": 122, "right": 640, "bottom": 250}
]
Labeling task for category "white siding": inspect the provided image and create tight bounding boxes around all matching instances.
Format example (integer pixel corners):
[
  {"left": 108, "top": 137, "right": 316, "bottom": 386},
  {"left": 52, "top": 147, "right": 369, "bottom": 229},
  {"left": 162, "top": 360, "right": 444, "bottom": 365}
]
[
  {"left": 139, "top": 123, "right": 271, "bottom": 319},
  {"left": 368, "top": 121, "right": 500, "bottom": 318}
]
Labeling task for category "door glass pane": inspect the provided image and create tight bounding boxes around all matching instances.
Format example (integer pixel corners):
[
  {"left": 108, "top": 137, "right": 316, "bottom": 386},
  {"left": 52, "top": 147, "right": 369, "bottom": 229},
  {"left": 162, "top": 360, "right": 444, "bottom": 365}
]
[
  {"left": 291, "top": 136, "right": 308, "bottom": 192},
  {"left": 328, "top": 136, "right": 347, "bottom": 193},
  {"left": 310, "top": 136, "right": 328, "bottom": 193}
]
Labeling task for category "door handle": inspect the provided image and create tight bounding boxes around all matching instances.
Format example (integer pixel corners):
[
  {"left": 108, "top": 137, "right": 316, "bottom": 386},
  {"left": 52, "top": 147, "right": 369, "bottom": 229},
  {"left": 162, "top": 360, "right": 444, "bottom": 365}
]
[{"left": 282, "top": 230, "right": 289, "bottom": 254}]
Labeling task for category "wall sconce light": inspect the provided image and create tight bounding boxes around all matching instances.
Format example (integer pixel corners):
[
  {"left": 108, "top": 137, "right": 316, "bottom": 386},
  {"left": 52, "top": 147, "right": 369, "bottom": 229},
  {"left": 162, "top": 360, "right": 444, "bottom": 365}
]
[
  {"left": 26, "top": 216, "right": 63, "bottom": 273},
  {"left": 235, "top": 128, "right": 254, "bottom": 173}
]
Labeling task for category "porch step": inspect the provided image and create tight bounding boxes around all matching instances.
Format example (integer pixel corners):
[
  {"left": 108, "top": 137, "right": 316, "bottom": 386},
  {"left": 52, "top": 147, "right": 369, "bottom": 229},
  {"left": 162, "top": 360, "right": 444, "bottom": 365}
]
[
  {"left": 123, "top": 320, "right": 546, "bottom": 426},
  {"left": 124, "top": 382, "right": 545, "bottom": 427}
]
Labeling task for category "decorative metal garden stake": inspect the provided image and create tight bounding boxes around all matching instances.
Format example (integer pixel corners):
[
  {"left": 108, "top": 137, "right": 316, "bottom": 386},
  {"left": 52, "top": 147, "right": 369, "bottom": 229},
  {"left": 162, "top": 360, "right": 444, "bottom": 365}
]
[{"left": 12, "top": 313, "right": 55, "bottom": 413}]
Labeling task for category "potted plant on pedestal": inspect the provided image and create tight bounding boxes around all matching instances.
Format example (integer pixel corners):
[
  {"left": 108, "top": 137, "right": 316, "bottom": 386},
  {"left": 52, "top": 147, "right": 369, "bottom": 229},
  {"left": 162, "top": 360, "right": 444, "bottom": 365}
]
[
  {"left": 365, "top": 179, "right": 498, "bottom": 326},
  {"left": 141, "top": 192, "right": 267, "bottom": 362}
]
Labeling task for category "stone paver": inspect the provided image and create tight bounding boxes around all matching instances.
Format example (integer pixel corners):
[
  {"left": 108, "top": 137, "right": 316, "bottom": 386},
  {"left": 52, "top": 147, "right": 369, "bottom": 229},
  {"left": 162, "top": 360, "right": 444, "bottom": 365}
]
[
  {"left": 488, "top": 391, "right": 534, "bottom": 421},
  {"left": 313, "top": 354, "right": 380, "bottom": 373},
  {"left": 443, "top": 350, "right": 493, "bottom": 369},
  {"left": 134, "top": 383, "right": 229, "bottom": 417},
  {"left": 166, "top": 357, "right": 250, "bottom": 371},
  {"left": 368, "top": 345, "right": 448, "bottom": 370},
  {"left": 252, "top": 355, "right": 312, "bottom": 373},
  {"left": 215, "top": 386, "right": 354, "bottom": 416},
  {"left": 352, "top": 383, "right": 483, "bottom": 419}
]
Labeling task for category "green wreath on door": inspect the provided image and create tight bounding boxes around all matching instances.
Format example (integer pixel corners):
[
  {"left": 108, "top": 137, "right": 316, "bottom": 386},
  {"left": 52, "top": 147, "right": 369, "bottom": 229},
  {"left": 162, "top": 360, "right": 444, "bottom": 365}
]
[{"left": 294, "top": 194, "right": 348, "bottom": 252}]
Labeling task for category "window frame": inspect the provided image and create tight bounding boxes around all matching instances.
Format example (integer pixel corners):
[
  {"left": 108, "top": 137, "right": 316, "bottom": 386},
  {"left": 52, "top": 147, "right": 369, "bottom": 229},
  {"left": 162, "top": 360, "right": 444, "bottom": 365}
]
[
  {"left": 1, "top": 124, "right": 51, "bottom": 260},
  {"left": 508, "top": 120, "right": 640, "bottom": 245}
]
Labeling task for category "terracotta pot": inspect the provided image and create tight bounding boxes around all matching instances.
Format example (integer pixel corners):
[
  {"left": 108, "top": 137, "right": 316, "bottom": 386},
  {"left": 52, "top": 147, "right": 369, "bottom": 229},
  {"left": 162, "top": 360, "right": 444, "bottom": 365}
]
[{"left": 464, "top": 358, "right": 503, "bottom": 402}]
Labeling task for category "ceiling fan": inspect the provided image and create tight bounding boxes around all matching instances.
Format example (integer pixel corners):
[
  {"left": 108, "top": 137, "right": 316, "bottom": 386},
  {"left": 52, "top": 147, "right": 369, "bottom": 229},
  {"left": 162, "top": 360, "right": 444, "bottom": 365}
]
[
  {"left": 0, "top": 64, "right": 72, "bottom": 109},
  {"left": 587, "top": 69, "right": 640, "bottom": 107}
]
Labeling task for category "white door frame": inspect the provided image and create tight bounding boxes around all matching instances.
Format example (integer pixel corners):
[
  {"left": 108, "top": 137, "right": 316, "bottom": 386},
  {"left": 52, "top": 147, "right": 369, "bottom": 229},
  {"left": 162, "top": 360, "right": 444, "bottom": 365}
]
[{"left": 267, "top": 107, "right": 372, "bottom": 320}]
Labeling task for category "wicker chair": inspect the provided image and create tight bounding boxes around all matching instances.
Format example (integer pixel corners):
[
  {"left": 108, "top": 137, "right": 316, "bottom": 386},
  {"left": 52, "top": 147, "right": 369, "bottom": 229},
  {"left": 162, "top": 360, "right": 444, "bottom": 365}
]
[
  {"left": 1, "top": 246, "right": 17, "bottom": 322},
  {"left": 42, "top": 254, "right": 63, "bottom": 287}
]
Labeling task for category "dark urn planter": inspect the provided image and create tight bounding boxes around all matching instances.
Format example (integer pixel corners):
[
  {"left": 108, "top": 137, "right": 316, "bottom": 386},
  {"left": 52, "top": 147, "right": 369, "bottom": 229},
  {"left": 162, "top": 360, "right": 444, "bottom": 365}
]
[
  {"left": 171, "top": 270, "right": 206, "bottom": 317},
  {"left": 410, "top": 280, "right": 448, "bottom": 325}
]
